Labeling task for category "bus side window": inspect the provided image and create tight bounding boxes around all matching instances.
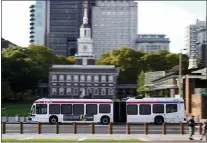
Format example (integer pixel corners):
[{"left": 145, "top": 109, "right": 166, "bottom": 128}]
[
  {"left": 153, "top": 104, "right": 164, "bottom": 114},
  {"left": 166, "top": 104, "right": 177, "bottom": 113},
  {"left": 86, "top": 104, "right": 97, "bottom": 115},
  {"left": 127, "top": 104, "right": 138, "bottom": 115},
  {"left": 49, "top": 104, "right": 61, "bottom": 114},
  {"left": 99, "top": 104, "right": 110, "bottom": 113},
  {"left": 139, "top": 104, "right": 151, "bottom": 115},
  {"left": 73, "top": 104, "right": 84, "bottom": 115},
  {"left": 61, "top": 104, "right": 72, "bottom": 114}
]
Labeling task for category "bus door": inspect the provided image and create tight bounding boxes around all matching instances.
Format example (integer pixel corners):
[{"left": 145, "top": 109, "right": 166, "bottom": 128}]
[{"left": 138, "top": 104, "right": 152, "bottom": 123}]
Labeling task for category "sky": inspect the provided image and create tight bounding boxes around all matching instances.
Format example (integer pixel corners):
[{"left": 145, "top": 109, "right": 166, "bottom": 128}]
[{"left": 1, "top": 1, "right": 206, "bottom": 53}]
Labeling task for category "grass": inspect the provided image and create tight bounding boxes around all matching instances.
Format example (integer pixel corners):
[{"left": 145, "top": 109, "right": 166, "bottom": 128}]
[
  {"left": 2, "top": 139, "right": 143, "bottom": 142},
  {"left": 2, "top": 103, "right": 32, "bottom": 116}
]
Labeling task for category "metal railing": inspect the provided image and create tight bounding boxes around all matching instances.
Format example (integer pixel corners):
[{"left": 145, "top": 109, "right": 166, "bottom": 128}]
[{"left": 1, "top": 122, "right": 203, "bottom": 135}]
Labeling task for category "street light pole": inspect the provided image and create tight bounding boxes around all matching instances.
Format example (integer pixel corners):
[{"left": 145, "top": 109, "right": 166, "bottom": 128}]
[{"left": 178, "top": 49, "right": 182, "bottom": 97}]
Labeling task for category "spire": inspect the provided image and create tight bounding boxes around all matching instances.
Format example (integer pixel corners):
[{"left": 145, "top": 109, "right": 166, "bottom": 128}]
[{"left": 83, "top": 0, "right": 88, "bottom": 25}]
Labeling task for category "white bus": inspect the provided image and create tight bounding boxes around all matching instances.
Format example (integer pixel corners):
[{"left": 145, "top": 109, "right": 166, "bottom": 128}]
[
  {"left": 126, "top": 97, "right": 185, "bottom": 124},
  {"left": 28, "top": 98, "right": 113, "bottom": 124}
]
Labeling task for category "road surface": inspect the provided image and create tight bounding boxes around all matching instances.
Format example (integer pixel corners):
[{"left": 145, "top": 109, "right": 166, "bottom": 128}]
[{"left": 1, "top": 123, "right": 195, "bottom": 134}]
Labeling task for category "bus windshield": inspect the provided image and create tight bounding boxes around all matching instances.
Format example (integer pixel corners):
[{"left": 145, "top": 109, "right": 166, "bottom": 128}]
[{"left": 30, "top": 105, "right": 35, "bottom": 114}]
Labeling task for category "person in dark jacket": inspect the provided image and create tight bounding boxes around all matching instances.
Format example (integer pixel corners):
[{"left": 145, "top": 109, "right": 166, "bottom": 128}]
[
  {"left": 188, "top": 116, "right": 196, "bottom": 140},
  {"left": 200, "top": 121, "right": 207, "bottom": 141}
]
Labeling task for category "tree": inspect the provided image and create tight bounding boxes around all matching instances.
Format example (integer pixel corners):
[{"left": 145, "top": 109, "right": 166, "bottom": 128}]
[
  {"left": 137, "top": 70, "right": 147, "bottom": 94},
  {"left": 2, "top": 45, "right": 74, "bottom": 100},
  {"left": 97, "top": 47, "right": 189, "bottom": 84}
]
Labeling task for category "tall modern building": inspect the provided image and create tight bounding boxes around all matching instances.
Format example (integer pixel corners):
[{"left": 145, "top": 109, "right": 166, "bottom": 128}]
[
  {"left": 135, "top": 34, "right": 170, "bottom": 52},
  {"left": 185, "top": 19, "right": 206, "bottom": 57},
  {"left": 29, "top": 4, "right": 35, "bottom": 44},
  {"left": 196, "top": 28, "right": 207, "bottom": 68},
  {"left": 92, "top": 1, "right": 138, "bottom": 58},
  {"left": 30, "top": 0, "right": 95, "bottom": 56}
]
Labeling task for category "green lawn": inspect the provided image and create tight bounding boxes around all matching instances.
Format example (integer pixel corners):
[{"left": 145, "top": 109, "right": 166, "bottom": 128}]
[
  {"left": 2, "top": 138, "right": 143, "bottom": 142},
  {"left": 2, "top": 103, "right": 32, "bottom": 116}
]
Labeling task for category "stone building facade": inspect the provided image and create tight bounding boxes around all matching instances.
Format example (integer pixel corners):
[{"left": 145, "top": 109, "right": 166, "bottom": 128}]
[{"left": 49, "top": 65, "right": 119, "bottom": 99}]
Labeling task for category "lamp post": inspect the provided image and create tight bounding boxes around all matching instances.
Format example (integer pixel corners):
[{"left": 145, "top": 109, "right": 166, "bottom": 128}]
[{"left": 178, "top": 48, "right": 186, "bottom": 97}]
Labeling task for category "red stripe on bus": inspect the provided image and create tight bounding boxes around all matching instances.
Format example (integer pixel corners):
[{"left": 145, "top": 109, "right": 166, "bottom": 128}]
[
  {"left": 35, "top": 101, "right": 113, "bottom": 104},
  {"left": 127, "top": 102, "right": 160, "bottom": 104}
]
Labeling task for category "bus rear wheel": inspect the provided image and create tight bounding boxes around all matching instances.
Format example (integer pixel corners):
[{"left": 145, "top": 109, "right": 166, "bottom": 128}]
[
  {"left": 154, "top": 116, "right": 164, "bottom": 125},
  {"left": 101, "top": 116, "right": 110, "bottom": 125},
  {"left": 49, "top": 116, "right": 58, "bottom": 124}
]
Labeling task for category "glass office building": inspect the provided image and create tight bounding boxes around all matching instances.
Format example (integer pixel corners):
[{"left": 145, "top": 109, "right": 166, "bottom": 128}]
[{"left": 48, "top": 0, "right": 95, "bottom": 56}]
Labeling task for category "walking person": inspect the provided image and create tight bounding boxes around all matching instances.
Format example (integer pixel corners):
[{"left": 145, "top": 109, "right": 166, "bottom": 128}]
[
  {"left": 200, "top": 121, "right": 207, "bottom": 141},
  {"left": 188, "top": 116, "right": 196, "bottom": 140}
]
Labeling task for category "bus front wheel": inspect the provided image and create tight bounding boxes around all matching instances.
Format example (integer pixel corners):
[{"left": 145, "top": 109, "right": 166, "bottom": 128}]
[
  {"left": 154, "top": 116, "right": 164, "bottom": 125},
  {"left": 101, "top": 116, "right": 110, "bottom": 125},
  {"left": 49, "top": 116, "right": 58, "bottom": 124}
]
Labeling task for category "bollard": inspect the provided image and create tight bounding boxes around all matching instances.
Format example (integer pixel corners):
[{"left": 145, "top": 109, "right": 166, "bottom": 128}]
[
  {"left": 91, "top": 122, "right": 95, "bottom": 134},
  {"left": 180, "top": 122, "right": 184, "bottom": 135},
  {"left": 162, "top": 122, "right": 166, "bottom": 135},
  {"left": 2, "top": 122, "right": 6, "bottom": 134},
  {"left": 199, "top": 122, "right": 202, "bottom": 135},
  {"left": 56, "top": 122, "right": 59, "bottom": 134},
  {"left": 109, "top": 122, "right": 112, "bottom": 134},
  {"left": 144, "top": 123, "right": 148, "bottom": 135},
  {"left": 73, "top": 122, "right": 77, "bottom": 134},
  {"left": 126, "top": 123, "right": 130, "bottom": 134},
  {"left": 20, "top": 122, "right": 23, "bottom": 134},
  {"left": 37, "top": 122, "right": 41, "bottom": 134}
]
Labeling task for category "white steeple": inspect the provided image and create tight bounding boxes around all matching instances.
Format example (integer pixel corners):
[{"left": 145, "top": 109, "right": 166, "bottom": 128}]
[
  {"left": 75, "top": 0, "right": 95, "bottom": 65},
  {"left": 83, "top": 0, "right": 88, "bottom": 25}
]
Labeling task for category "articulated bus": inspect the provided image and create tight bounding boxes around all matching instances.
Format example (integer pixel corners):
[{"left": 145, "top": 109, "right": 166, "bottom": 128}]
[{"left": 28, "top": 97, "right": 185, "bottom": 125}]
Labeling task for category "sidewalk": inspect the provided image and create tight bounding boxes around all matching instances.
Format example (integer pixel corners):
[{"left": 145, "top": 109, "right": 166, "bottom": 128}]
[{"left": 2, "top": 134, "right": 206, "bottom": 142}]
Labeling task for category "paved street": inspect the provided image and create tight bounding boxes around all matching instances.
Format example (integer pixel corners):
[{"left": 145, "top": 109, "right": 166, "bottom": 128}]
[{"left": 1, "top": 123, "right": 197, "bottom": 134}]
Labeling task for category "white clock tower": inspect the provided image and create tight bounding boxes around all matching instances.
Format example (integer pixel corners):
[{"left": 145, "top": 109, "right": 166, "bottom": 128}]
[{"left": 75, "top": 0, "right": 95, "bottom": 65}]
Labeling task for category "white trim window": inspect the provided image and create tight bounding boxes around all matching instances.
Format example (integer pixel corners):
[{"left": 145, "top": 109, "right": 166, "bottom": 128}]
[
  {"left": 94, "top": 75, "right": 99, "bottom": 82},
  {"left": 101, "top": 75, "right": 106, "bottom": 82},
  {"left": 101, "top": 88, "right": 106, "bottom": 95},
  {"left": 87, "top": 75, "right": 92, "bottom": 82},
  {"left": 108, "top": 75, "right": 113, "bottom": 82},
  {"left": 109, "top": 88, "right": 114, "bottom": 95},
  {"left": 87, "top": 88, "right": 92, "bottom": 95},
  {"left": 74, "top": 88, "right": 78, "bottom": 95},
  {"left": 80, "top": 75, "right": 85, "bottom": 82},
  {"left": 66, "top": 88, "right": 71, "bottom": 95},
  {"left": 52, "top": 88, "right": 57, "bottom": 95},
  {"left": 59, "top": 75, "right": 64, "bottom": 82},
  {"left": 66, "top": 75, "right": 71, "bottom": 81},
  {"left": 94, "top": 88, "right": 99, "bottom": 95},
  {"left": 52, "top": 75, "right": 57, "bottom": 81},
  {"left": 59, "top": 87, "right": 64, "bottom": 95},
  {"left": 74, "top": 75, "right": 79, "bottom": 82}
]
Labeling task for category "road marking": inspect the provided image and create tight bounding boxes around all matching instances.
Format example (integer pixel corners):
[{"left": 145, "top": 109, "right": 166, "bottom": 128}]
[{"left": 139, "top": 138, "right": 150, "bottom": 141}]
